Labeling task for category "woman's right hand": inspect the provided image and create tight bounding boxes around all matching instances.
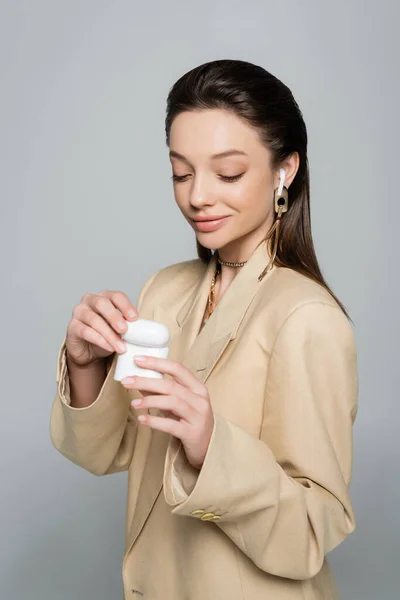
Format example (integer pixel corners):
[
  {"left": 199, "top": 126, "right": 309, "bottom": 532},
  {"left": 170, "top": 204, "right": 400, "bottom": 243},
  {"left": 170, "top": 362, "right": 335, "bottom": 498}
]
[{"left": 65, "top": 291, "right": 138, "bottom": 367}]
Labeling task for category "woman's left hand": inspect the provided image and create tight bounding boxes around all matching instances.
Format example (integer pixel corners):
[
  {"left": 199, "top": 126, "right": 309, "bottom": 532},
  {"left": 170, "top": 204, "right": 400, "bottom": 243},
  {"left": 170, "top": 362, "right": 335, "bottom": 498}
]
[{"left": 121, "top": 355, "right": 214, "bottom": 470}]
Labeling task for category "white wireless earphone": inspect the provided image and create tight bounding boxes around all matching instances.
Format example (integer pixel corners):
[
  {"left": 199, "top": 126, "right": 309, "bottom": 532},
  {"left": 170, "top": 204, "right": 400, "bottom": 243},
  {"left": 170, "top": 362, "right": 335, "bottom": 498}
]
[{"left": 278, "top": 168, "right": 286, "bottom": 195}]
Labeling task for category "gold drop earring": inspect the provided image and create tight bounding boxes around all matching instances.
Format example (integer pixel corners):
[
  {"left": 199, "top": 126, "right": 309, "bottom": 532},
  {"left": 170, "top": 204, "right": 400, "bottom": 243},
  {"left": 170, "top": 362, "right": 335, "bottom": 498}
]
[{"left": 258, "top": 168, "right": 288, "bottom": 282}]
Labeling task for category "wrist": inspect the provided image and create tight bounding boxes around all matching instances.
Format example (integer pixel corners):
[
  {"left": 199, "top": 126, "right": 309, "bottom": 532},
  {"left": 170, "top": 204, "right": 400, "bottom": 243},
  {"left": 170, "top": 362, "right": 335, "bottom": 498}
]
[{"left": 66, "top": 351, "right": 107, "bottom": 372}]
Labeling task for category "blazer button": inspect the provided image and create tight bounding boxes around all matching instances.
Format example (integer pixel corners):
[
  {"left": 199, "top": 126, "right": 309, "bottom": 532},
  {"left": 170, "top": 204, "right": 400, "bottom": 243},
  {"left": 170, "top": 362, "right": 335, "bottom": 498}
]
[
  {"left": 190, "top": 509, "right": 206, "bottom": 517},
  {"left": 200, "top": 512, "right": 215, "bottom": 521}
]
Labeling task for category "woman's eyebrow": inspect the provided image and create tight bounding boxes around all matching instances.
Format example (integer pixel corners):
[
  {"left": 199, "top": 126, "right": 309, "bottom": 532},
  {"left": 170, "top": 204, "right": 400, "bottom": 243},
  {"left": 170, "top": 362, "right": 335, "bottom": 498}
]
[{"left": 169, "top": 149, "right": 248, "bottom": 164}]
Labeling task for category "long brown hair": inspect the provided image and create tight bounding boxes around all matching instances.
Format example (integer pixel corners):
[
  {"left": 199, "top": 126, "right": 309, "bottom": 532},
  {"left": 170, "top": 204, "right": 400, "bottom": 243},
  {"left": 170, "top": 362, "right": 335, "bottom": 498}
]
[{"left": 165, "top": 59, "right": 351, "bottom": 321}]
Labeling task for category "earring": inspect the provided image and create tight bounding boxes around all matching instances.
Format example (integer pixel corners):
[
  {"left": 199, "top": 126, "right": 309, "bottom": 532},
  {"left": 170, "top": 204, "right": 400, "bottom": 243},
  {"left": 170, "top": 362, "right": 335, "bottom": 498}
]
[{"left": 258, "top": 168, "right": 288, "bottom": 282}]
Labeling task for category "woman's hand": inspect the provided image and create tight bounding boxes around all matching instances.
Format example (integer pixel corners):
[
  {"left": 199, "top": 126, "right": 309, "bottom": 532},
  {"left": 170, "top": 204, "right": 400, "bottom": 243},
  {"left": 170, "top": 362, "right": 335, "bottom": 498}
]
[
  {"left": 121, "top": 356, "right": 214, "bottom": 470},
  {"left": 65, "top": 291, "right": 138, "bottom": 367}
]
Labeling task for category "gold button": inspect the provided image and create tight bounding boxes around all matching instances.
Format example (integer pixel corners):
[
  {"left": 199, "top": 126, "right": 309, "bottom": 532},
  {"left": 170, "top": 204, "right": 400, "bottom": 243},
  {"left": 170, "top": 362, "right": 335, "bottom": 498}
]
[
  {"left": 190, "top": 509, "right": 205, "bottom": 517},
  {"left": 200, "top": 512, "right": 215, "bottom": 521}
]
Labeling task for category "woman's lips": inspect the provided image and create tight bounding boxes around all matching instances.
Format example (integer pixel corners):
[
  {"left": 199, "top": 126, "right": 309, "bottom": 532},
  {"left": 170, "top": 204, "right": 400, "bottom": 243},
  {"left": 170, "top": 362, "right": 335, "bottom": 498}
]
[{"left": 192, "top": 216, "right": 231, "bottom": 232}]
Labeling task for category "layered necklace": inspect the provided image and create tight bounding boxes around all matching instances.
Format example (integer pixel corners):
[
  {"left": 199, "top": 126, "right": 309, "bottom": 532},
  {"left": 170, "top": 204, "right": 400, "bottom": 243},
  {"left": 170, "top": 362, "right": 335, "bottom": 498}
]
[{"left": 201, "top": 252, "right": 248, "bottom": 328}]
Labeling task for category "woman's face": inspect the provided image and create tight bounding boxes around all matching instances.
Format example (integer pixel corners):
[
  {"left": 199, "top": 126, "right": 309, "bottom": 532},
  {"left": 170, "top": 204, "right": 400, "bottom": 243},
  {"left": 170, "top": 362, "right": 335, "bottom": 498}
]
[{"left": 168, "top": 108, "right": 278, "bottom": 253}]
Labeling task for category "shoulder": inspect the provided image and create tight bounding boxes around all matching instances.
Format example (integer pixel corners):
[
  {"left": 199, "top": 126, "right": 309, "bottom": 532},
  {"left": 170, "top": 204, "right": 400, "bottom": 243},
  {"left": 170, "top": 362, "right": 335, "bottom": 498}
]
[
  {"left": 136, "top": 257, "right": 206, "bottom": 311},
  {"left": 260, "top": 267, "right": 355, "bottom": 351},
  {"left": 151, "top": 257, "right": 206, "bottom": 298},
  {"left": 264, "top": 266, "right": 344, "bottom": 316},
  {"left": 153, "top": 257, "right": 206, "bottom": 287},
  {"left": 268, "top": 267, "right": 339, "bottom": 308}
]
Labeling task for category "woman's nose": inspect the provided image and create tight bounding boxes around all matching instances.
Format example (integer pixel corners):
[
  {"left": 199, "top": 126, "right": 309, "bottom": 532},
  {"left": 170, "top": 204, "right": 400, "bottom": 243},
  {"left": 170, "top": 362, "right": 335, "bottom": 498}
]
[{"left": 189, "top": 175, "right": 214, "bottom": 208}]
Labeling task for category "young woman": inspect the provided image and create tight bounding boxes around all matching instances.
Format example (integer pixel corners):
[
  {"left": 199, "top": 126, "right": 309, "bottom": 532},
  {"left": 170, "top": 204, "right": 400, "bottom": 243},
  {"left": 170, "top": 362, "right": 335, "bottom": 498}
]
[{"left": 50, "top": 59, "right": 358, "bottom": 600}]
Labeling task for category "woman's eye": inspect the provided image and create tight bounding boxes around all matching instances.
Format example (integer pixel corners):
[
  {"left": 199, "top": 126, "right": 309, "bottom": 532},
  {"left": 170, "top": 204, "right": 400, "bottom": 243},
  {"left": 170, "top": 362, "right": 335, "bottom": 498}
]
[
  {"left": 219, "top": 173, "right": 245, "bottom": 182},
  {"left": 171, "top": 174, "right": 190, "bottom": 182},
  {"left": 171, "top": 173, "right": 245, "bottom": 183}
]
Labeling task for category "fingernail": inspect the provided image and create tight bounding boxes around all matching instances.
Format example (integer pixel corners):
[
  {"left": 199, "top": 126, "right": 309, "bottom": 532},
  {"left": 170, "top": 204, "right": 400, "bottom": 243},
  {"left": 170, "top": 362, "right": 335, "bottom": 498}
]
[
  {"left": 127, "top": 309, "right": 137, "bottom": 319},
  {"left": 118, "top": 341, "right": 127, "bottom": 352},
  {"left": 131, "top": 399, "right": 141, "bottom": 406},
  {"left": 134, "top": 355, "right": 146, "bottom": 362}
]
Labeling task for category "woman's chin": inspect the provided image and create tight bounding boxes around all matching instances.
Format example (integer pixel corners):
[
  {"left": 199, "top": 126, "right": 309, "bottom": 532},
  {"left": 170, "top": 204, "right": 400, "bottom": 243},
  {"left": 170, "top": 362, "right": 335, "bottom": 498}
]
[{"left": 195, "top": 232, "right": 227, "bottom": 250}]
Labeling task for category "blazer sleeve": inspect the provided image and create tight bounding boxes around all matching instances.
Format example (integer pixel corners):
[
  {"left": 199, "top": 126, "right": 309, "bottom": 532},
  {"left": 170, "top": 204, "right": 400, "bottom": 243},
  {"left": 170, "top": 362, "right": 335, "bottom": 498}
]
[
  {"left": 49, "top": 269, "right": 159, "bottom": 476},
  {"left": 163, "top": 301, "right": 359, "bottom": 580}
]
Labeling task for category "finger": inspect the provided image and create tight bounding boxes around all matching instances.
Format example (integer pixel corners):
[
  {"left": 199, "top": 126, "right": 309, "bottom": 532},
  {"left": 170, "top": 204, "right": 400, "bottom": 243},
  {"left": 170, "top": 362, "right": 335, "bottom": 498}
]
[
  {"left": 131, "top": 394, "right": 196, "bottom": 423},
  {"left": 72, "top": 320, "right": 115, "bottom": 353},
  {"left": 97, "top": 290, "right": 138, "bottom": 321},
  {"left": 72, "top": 305, "right": 127, "bottom": 354},
  {"left": 138, "top": 412, "right": 184, "bottom": 437},
  {"left": 133, "top": 356, "right": 207, "bottom": 397},
  {"left": 85, "top": 294, "right": 132, "bottom": 337},
  {"left": 123, "top": 375, "right": 198, "bottom": 410}
]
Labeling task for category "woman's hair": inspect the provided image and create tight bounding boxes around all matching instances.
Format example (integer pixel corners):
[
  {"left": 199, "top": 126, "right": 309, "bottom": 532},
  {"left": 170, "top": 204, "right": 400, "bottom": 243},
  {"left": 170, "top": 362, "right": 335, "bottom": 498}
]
[{"left": 165, "top": 59, "right": 350, "bottom": 320}]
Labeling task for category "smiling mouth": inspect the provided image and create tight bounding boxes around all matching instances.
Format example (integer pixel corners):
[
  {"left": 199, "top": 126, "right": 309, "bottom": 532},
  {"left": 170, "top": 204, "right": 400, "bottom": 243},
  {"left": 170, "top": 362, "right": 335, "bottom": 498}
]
[
  {"left": 191, "top": 215, "right": 231, "bottom": 231},
  {"left": 192, "top": 216, "right": 230, "bottom": 222}
]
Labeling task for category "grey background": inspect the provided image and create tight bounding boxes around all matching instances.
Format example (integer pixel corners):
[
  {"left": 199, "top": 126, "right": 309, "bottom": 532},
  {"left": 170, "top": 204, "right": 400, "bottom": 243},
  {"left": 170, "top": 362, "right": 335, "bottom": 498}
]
[{"left": 1, "top": 1, "right": 398, "bottom": 598}]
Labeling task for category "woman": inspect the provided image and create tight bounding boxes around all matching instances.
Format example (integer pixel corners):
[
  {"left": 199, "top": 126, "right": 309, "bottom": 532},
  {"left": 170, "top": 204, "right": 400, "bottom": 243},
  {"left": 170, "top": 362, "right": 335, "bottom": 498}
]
[{"left": 50, "top": 59, "right": 358, "bottom": 600}]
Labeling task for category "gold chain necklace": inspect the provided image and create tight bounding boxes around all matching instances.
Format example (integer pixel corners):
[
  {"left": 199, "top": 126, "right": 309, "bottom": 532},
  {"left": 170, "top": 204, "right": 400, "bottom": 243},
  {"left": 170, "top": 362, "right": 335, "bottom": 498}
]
[
  {"left": 203, "top": 262, "right": 221, "bottom": 325},
  {"left": 201, "top": 253, "right": 248, "bottom": 327}
]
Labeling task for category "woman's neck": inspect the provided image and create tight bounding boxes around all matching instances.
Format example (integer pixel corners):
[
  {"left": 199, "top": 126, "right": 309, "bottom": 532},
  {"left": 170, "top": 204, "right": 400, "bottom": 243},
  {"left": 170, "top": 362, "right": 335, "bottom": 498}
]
[{"left": 215, "top": 234, "right": 268, "bottom": 293}]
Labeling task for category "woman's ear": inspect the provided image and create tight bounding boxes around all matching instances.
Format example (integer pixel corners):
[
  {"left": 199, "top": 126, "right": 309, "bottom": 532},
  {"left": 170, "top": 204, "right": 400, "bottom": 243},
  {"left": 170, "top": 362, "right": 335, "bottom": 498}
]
[{"left": 275, "top": 152, "right": 300, "bottom": 189}]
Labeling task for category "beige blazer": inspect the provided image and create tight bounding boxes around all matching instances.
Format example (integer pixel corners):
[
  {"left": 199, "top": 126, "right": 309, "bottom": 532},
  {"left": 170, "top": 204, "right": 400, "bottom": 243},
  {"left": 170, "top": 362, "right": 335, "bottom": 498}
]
[{"left": 50, "top": 241, "right": 358, "bottom": 600}]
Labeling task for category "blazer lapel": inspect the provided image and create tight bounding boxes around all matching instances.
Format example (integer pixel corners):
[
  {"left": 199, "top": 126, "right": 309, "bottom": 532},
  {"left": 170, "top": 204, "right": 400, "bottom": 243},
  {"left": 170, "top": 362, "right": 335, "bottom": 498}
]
[{"left": 125, "top": 241, "right": 276, "bottom": 554}]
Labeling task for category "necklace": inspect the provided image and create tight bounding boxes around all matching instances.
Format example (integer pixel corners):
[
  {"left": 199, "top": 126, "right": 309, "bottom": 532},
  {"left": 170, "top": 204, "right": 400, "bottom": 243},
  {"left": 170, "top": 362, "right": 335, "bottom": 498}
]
[
  {"left": 203, "top": 262, "right": 220, "bottom": 325},
  {"left": 201, "top": 252, "right": 248, "bottom": 328},
  {"left": 217, "top": 256, "right": 248, "bottom": 267}
]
